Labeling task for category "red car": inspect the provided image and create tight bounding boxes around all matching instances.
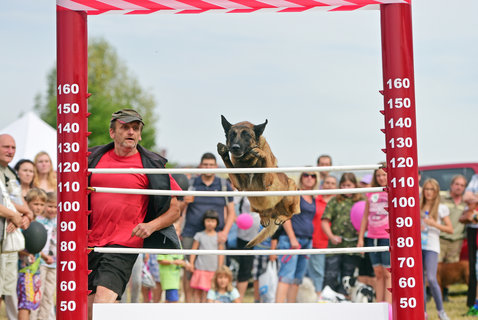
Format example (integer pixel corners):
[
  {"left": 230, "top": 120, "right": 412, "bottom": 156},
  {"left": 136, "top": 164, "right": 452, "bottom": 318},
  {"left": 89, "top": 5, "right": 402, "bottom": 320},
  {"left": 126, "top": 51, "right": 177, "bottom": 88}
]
[{"left": 419, "top": 162, "right": 478, "bottom": 190}]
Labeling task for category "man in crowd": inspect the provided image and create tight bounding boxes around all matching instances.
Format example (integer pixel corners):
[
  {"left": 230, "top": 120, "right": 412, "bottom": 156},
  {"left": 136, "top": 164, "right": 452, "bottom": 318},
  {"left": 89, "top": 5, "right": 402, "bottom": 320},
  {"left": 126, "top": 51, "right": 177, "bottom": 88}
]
[
  {"left": 180, "top": 152, "right": 236, "bottom": 302},
  {"left": 0, "top": 134, "right": 31, "bottom": 319},
  {"left": 439, "top": 175, "right": 467, "bottom": 301},
  {"left": 461, "top": 173, "right": 478, "bottom": 315},
  {"left": 87, "top": 109, "right": 181, "bottom": 319},
  {"left": 317, "top": 154, "right": 332, "bottom": 188}
]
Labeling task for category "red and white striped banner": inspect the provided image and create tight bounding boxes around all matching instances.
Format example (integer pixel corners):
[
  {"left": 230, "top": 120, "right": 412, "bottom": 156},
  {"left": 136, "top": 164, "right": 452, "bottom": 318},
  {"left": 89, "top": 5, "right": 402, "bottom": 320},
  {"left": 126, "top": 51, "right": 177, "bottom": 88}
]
[{"left": 57, "top": 0, "right": 410, "bottom": 14}]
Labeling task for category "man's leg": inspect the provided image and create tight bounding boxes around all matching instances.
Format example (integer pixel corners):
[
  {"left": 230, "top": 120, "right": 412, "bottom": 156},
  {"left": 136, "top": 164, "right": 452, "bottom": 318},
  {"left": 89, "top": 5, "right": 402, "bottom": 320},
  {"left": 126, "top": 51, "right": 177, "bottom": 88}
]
[
  {"left": 88, "top": 249, "right": 138, "bottom": 319},
  {"left": 95, "top": 286, "right": 119, "bottom": 303},
  {"left": 88, "top": 287, "right": 119, "bottom": 320}
]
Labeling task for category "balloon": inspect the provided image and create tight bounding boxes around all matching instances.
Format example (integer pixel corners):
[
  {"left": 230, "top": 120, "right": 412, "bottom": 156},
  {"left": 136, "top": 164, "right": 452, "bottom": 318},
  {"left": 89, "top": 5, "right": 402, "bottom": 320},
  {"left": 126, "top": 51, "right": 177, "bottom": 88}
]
[
  {"left": 23, "top": 221, "right": 48, "bottom": 254},
  {"left": 350, "top": 200, "right": 366, "bottom": 231},
  {"left": 236, "top": 213, "right": 253, "bottom": 230}
]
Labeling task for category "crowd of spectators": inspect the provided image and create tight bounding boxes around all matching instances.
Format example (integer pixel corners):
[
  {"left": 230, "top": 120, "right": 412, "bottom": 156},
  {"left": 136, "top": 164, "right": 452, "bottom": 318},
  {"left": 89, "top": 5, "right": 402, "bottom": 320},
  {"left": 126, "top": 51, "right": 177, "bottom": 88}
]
[
  {"left": 1, "top": 134, "right": 57, "bottom": 320},
  {"left": 3, "top": 127, "right": 478, "bottom": 320}
]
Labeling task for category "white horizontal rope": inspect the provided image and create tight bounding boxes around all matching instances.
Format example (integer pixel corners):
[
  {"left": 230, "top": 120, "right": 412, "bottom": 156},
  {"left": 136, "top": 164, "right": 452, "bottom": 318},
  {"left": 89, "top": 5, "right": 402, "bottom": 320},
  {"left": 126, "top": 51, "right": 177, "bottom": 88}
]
[
  {"left": 93, "top": 246, "right": 389, "bottom": 256},
  {"left": 88, "top": 164, "right": 381, "bottom": 175},
  {"left": 90, "top": 186, "right": 385, "bottom": 197}
]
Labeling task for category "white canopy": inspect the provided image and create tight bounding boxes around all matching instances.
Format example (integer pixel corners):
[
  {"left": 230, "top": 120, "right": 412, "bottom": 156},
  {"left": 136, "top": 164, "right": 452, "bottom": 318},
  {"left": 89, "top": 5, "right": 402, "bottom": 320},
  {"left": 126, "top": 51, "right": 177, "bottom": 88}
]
[{"left": 0, "top": 111, "right": 57, "bottom": 168}]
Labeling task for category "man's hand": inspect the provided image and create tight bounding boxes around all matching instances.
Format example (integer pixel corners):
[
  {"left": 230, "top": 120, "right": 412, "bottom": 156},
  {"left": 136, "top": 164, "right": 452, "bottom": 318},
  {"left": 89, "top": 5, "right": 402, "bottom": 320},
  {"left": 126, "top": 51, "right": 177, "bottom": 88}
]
[
  {"left": 183, "top": 196, "right": 195, "bottom": 204},
  {"left": 6, "top": 221, "right": 17, "bottom": 233},
  {"left": 10, "top": 212, "right": 23, "bottom": 228},
  {"left": 289, "top": 238, "right": 300, "bottom": 249},
  {"left": 217, "top": 230, "right": 228, "bottom": 244},
  {"left": 43, "top": 255, "right": 55, "bottom": 264},
  {"left": 131, "top": 223, "right": 155, "bottom": 239},
  {"left": 330, "top": 235, "right": 342, "bottom": 245},
  {"left": 21, "top": 216, "right": 30, "bottom": 230}
]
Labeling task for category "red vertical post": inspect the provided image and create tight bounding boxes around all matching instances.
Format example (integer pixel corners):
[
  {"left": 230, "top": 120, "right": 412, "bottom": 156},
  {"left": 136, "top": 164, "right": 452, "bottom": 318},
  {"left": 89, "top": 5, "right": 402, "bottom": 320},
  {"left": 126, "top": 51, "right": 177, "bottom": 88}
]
[
  {"left": 57, "top": 7, "right": 89, "bottom": 320},
  {"left": 380, "top": 3, "right": 424, "bottom": 320}
]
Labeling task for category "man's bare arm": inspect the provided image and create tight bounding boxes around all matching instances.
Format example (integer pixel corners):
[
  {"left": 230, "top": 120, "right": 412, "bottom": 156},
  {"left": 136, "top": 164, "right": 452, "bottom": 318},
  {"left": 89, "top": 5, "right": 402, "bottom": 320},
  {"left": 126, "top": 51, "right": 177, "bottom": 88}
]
[{"left": 131, "top": 197, "right": 180, "bottom": 239}]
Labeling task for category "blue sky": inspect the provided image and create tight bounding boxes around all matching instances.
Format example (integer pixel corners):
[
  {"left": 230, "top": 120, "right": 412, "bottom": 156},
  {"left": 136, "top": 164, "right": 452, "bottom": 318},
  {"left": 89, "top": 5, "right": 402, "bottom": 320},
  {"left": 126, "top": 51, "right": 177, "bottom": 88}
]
[{"left": 1, "top": 1, "right": 477, "bottom": 167}]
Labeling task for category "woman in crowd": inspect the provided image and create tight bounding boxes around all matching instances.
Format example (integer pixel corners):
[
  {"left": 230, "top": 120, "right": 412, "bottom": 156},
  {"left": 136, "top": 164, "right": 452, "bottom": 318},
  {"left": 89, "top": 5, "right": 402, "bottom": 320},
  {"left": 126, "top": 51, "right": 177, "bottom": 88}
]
[
  {"left": 420, "top": 179, "right": 453, "bottom": 320},
  {"left": 321, "top": 172, "right": 363, "bottom": 296},
  {"left": 14, "top": 159, "right": 35, "bottom": 199},
  {"left": 309, "top": 175, "right": 337, "bottom": 299},
  {"left": 275, "top": 171, "right": 317, "bottom": 303},
  {"left": 357, "top": 164, "right": 391, "bottom": 303},
  {"left": 32, "top": 152, "right": 56, "bottom": 193}
]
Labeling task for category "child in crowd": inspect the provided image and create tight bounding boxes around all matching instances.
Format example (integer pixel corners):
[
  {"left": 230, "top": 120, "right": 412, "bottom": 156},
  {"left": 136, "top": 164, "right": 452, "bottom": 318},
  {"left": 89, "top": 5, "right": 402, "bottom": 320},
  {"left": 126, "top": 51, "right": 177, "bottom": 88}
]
[
  {"left": 36, "top": 192, "right": 57, "bottom": 320},
  {"left": 17, "top": 188, "right": 47, "bottom": 320},
  {"left": 420, "top": 179, "right": 453, "bottom": 320},
  {"left": 157, "top": 254, "right": 188, "bottom": 303},
  {"left": 357, "top": 164, "right": 391, "bottom": 304},
  {"left": 189, "top": 210, "right": 224, "bottom": 303},
  {"left": 321, "top": 172, "right": 363, "bottom": 296},
  {"left": 207, "top": 266, "right": 240, "bottom": 303},
  {"left": 141, "top": 254, "right": 162, "bottom": 303}
]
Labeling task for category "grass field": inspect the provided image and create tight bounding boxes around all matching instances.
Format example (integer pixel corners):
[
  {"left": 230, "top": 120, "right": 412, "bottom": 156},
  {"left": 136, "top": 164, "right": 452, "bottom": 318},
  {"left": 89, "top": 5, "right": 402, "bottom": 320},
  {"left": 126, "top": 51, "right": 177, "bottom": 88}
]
[
  {"left": 0, "top": 284, "right": 474, "bottom": 319},
  {"left": 426, "top": 284, "right": 474, "bottom": 320}
]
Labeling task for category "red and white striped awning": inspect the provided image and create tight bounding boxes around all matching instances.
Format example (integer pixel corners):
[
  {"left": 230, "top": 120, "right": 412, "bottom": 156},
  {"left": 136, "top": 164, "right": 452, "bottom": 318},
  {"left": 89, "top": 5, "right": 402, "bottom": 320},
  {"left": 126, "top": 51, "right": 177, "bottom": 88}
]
[{"left": 57, "top": 0, "right": 411, "bottom": 15}]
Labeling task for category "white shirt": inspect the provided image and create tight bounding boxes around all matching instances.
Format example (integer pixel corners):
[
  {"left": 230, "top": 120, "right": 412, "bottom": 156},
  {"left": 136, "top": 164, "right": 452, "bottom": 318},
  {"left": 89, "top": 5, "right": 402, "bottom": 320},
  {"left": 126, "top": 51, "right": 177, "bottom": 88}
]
[{"left": 422, "top": 204, "right": 450, "bottom": 254}]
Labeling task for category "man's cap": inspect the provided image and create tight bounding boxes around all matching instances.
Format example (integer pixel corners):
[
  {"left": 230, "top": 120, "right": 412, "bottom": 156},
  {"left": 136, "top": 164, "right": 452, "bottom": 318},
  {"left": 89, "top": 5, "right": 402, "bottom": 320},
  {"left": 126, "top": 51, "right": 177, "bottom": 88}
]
[{"left": 111, "top": 109, "right": 144, "bottom": 125}]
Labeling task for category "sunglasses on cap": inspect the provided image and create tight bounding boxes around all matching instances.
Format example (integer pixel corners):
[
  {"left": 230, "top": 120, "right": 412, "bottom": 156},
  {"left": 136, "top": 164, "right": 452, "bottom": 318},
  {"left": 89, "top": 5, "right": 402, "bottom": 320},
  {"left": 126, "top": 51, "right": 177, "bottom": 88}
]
[{"left": 302, "top": 173, "right": 317, "bottom": 179}]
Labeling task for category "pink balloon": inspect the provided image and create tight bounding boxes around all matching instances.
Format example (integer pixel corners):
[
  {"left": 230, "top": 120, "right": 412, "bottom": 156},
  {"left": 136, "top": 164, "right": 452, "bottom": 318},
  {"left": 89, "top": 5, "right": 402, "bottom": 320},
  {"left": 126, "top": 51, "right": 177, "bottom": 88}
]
[
  {"left": 350, "top": 200, "right": 366, "bottom": 231},
  {"left": 236, "top": 213, "right": 253, "bottom": 230}
]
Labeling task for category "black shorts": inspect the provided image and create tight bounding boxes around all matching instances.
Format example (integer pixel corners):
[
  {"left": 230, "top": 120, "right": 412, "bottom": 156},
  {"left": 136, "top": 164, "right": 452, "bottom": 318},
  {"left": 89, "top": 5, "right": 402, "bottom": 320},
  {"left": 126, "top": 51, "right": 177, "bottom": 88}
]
[
  {"left": 358, "top": 253, "right": 375, "bottom": 277},
  {"left": 88, "top": 245, "right": 139, "bottom": 299},
  {"left": 233, "top": 238, "right": 255, "bottom": 282}
]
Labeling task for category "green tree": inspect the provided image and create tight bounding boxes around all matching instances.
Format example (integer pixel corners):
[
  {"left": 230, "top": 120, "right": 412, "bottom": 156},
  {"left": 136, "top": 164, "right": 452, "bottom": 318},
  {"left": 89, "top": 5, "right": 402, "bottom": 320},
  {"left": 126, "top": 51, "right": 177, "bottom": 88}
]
[{"left": 35, "top": 38, "right": 158, "bottom": 149}]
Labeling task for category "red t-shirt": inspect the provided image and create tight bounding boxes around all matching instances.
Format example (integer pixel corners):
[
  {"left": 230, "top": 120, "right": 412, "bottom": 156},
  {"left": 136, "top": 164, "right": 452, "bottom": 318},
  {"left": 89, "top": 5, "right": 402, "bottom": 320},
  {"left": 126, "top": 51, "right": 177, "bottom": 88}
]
[
  {"left": 312, "top": 195, "right": 330, "bottom": 249},
  {"left": 88, "top": 149, "right": 180, "bottom": 248}
]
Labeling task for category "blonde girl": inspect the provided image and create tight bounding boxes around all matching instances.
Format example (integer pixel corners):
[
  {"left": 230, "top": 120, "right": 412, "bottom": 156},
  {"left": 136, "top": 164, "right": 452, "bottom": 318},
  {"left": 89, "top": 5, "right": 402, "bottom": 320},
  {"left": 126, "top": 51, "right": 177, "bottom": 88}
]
[
  {"left": 206, "top": 266, "right": 240, "bottom": 303},
  {"left": 421, "top": 179, "right": 453, "bottom": 320},
  {"left": 33, "top": 151, "right": 56, "bottom": 193}
]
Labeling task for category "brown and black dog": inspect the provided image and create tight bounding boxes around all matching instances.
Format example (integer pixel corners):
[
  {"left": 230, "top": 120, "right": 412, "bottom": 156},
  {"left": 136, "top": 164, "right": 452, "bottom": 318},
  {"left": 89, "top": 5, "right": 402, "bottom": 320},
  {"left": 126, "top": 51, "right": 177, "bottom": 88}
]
[{"left": 217, "top": 115, "right": 301, "bottom": 247}]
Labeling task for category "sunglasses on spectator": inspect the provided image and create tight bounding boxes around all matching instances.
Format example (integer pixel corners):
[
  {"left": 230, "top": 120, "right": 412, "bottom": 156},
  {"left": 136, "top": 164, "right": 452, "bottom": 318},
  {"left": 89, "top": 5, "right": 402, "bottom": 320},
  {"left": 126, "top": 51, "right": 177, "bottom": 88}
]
[{"left": 302, "top": 173, "right": 317, "bottom": 179}]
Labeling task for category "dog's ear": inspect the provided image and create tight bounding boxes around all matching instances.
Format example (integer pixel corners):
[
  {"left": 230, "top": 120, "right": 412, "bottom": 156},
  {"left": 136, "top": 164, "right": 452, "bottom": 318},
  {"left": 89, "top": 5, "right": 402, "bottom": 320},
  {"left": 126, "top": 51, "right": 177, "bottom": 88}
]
[
  {"left": 253, "top": 119, "right": 268, "bottom": 138},
  {"left": 221, "top": 115, "right": 232, "bottom": 135}
]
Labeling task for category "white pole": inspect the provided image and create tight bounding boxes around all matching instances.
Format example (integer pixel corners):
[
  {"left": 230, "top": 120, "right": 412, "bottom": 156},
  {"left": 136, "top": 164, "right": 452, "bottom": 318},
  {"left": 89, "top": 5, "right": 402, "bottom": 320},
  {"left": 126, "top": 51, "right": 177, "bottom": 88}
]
[
  {"left": 90, "top": 186, "right": 385, "bottom": 197},
  {"left": 94, "top": 246, "right": 389, "bottom": 255},
  {"left": 88, "top": 164, "right": 381, "bottom": 175}
]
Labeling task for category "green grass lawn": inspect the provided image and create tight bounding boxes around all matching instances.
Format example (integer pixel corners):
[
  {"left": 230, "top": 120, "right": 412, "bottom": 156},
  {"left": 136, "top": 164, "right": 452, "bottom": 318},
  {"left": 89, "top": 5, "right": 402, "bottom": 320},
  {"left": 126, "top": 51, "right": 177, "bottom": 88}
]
[{"left": 426, "top": 284, "right": 474, "bottom": 320}]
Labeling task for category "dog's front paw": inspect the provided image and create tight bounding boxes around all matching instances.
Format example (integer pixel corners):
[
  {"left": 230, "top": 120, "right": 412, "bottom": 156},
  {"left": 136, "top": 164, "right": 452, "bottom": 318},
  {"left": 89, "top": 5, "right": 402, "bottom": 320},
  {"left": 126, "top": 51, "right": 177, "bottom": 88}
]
[
  {"left": 217, "top": 143, "right": 229, "bottom": 158},
  {"left": 250, "top": 147, "right": 263, "bottom": 159}
]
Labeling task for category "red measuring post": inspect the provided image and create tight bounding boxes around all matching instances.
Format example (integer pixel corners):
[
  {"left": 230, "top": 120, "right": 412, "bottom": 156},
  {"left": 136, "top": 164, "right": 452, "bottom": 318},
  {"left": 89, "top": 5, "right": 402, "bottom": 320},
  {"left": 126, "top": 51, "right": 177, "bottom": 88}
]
[
  {"left": 380, "top": 3, "right": 424, "bottom": 320},
  {"left": 56, "top": 7, "right": 89, "bottom": 320}
]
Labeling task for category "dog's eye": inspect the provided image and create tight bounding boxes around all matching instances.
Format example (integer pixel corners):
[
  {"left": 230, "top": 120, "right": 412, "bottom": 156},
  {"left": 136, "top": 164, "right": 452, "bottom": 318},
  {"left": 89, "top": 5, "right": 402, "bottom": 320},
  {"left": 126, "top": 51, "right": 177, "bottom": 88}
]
[
  {"left": 229, "top": 131, "right": 237, "bottom": 139},
  {"left": 240, "top": 131, "right": 251, "bottom": 139}
]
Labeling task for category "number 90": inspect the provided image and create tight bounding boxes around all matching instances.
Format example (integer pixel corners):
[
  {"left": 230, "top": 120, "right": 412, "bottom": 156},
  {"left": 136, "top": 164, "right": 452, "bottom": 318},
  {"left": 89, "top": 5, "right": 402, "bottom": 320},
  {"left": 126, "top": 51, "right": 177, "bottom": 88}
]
[{"left": 396, "top": 217, "right": 413, "bottom": 228}]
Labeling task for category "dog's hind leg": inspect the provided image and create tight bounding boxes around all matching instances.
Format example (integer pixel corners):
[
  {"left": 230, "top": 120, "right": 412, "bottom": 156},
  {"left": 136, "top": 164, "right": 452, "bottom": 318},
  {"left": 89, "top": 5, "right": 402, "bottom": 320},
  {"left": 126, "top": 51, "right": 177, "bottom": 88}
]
[{"left": 246, "top": 220, "right": 278, "bottom": 248}]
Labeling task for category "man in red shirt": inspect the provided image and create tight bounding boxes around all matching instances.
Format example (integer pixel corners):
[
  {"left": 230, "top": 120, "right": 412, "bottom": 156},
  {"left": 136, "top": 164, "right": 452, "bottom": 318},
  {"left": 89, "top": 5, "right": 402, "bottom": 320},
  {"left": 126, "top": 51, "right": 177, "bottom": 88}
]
[{"left": 87, "top": 109, "right": 180, "bottom": 319}]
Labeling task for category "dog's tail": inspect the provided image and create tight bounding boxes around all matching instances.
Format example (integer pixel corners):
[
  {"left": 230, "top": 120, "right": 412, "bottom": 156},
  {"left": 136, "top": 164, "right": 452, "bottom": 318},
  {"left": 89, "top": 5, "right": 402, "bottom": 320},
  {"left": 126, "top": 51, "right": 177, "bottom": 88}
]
[{"left": 246, "top": 222, "right": 279, "bottom": 248}]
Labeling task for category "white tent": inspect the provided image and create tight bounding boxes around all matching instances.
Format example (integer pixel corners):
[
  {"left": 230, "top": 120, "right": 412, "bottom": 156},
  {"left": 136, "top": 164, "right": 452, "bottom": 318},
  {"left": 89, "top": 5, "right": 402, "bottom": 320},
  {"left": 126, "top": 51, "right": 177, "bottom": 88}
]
[{"left": 0, "top": 111, "right": 57, "bottom": 168}]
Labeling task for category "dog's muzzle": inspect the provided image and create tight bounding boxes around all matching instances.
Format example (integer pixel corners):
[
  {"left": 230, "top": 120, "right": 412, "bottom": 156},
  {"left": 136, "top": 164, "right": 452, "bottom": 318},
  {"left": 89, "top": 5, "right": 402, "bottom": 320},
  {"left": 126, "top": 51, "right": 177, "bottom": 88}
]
[{"left": 230, "top": 144, "right": 243, "bottom": 156}]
